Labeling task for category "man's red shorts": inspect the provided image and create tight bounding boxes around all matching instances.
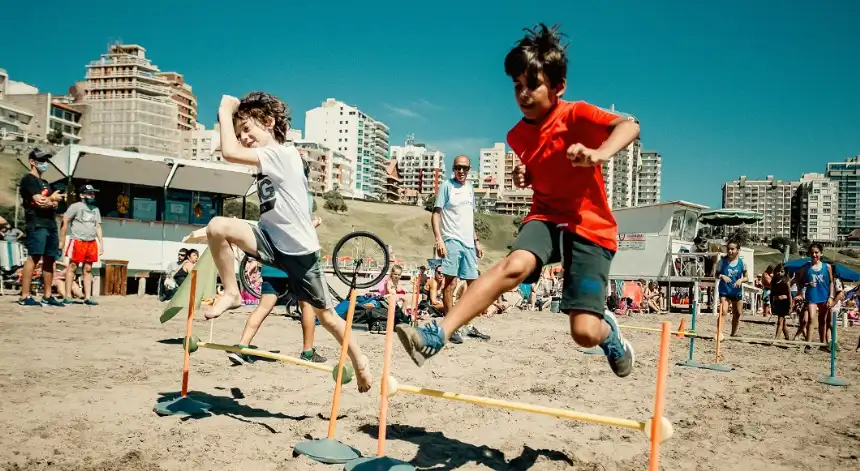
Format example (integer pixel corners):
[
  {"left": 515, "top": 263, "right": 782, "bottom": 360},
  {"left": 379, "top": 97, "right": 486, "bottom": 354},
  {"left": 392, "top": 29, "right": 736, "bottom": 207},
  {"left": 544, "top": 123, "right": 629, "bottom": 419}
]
[{"left": 65, "top": 239, "right": 99, "bottom": 264}]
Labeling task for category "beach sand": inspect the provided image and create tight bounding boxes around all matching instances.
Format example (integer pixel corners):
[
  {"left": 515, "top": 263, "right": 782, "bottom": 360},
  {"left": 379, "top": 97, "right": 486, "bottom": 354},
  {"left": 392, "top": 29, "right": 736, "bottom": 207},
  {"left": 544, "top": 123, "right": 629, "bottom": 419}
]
[{"left": 1, "top": 295, "right": 859, "bottom": 470}]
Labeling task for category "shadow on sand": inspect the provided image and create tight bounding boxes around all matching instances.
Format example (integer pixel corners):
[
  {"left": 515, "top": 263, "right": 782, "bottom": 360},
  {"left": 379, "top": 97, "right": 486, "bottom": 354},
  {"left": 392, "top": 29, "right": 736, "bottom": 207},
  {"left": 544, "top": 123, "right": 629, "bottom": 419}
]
[
  {"left": 358, "top": 423, "right": 574, "bottom": 471},
  {"left": 156, "top": 388, "right": 312, "bottom": 433}
]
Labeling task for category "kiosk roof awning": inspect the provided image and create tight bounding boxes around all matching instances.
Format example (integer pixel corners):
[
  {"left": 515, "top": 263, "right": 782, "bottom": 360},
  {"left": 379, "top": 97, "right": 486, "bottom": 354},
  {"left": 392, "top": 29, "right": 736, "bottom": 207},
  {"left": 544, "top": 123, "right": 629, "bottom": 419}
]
[{"left": 21, "top": 145, "right": 257, "bottom": 196}]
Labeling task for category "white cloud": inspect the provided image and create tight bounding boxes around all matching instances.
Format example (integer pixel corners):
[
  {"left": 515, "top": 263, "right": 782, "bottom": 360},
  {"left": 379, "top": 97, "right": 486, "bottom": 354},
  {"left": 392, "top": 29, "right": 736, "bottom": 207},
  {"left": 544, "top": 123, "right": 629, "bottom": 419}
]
[
  {"left": 412, "top": 98, "right": 443, "bottom": 111},
  {"left": 383, "top": 103, "right": 422, "bottom": 118}
]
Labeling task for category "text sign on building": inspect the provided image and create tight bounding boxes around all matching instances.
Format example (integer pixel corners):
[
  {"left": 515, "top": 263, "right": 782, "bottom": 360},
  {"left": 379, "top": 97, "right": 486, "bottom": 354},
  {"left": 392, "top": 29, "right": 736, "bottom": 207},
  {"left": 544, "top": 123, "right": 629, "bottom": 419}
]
[{"left": 618, "top": 233, "right": 646, "bottom": 250}]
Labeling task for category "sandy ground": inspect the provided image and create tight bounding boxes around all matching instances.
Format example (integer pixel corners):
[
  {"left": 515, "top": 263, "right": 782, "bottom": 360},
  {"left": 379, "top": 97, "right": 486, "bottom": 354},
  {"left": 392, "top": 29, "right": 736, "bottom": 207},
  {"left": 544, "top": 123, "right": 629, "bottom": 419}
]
[{"left": 1, "top": 294, "right": 859, "bottom": 471}]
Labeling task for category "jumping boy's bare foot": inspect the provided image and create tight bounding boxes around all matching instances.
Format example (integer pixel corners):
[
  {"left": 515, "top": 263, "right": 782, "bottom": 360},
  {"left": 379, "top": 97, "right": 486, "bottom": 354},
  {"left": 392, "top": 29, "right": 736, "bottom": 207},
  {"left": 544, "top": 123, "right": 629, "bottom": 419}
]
[
  {"left": 353, "top": 355, "right": 373, "bottom": 393},
  {"left": 205, "top": 292, "right": 243, "bottom": 319}
]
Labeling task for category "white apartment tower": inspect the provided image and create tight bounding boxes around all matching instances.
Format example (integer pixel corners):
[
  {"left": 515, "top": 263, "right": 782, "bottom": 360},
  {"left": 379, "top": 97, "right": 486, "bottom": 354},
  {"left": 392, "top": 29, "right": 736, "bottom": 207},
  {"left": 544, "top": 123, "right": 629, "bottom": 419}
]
[
  {"left": 389, "top": 135, "right": 445, "bottom": 197},
  {"left": 479, "top": 143, "right": 506, "bottom": 187},
  {"left": 305, "top": 98, "right": 390, "bottom": 199},
  {"left": 722, "top": 175, "right": 798, "bottom": 240},
  {"left": 602, "top": 139, "right": 641, "bottom": 209},
  {"left": 83, "top": 43, "right": 180, "bottom": 156},
  {"left": 599, "top": 106, "right": 641, "bottom": 209},
  {"left": 825, "top": 156, "right": 860, "bottom": 236},
  {"left": 637, "top": 150, "right": 662, "bottom": 206},
  {"left": 792, "top": 173, "right": 838, "bottom": 242}
]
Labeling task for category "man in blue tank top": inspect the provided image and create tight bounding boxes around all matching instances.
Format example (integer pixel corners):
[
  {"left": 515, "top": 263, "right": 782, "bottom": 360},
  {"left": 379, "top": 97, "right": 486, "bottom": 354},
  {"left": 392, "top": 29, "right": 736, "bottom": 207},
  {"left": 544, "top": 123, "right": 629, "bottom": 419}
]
[{"left": 716, "top": 241, "right": 748, "bottom": 337}]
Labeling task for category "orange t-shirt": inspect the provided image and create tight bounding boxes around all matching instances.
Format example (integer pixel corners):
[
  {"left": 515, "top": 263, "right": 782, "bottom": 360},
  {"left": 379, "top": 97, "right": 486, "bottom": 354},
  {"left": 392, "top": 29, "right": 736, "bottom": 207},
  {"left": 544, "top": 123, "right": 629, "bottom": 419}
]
[{"left": 507, "top": 100, "right": 620, "bottom": 252}]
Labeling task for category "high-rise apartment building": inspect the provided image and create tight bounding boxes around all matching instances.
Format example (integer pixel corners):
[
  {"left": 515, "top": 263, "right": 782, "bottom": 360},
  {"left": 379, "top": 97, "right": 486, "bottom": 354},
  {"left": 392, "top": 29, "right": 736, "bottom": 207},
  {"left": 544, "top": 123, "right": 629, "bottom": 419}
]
[
  {"left": 792, "top": 173, "right": 838, "bottom": 242},
  {"left": 305, "top": 98, "right": 390, "bottom": 199},
  {"left": 181, "top": 124, "right": 218, "bottom": 161},
  {"left": 390, "top": 135, "right": 445, "bottom": 198},
  {"left": 637, "top": 150, "right": 662, "bottom": 206},
  {"left": 83, "top": 43, "right": 180, "bottom": 156},
  {"left": 295, "top": 141, "right": 353, "bottom": 196},
  {"left": 598, "top": 106, "right": 641, "bottom": 209},
  {"left": 825, "top": 156, "right": 860, "bottom": 236},
  {"left": 156, "top": 72, "right": 197, "bottom": 131},
  {"left": 722, "top": 175, "right": 798, "bottom": 239},
  {"left": 479, "top": 143, "right": 506, "bottom": 185}
]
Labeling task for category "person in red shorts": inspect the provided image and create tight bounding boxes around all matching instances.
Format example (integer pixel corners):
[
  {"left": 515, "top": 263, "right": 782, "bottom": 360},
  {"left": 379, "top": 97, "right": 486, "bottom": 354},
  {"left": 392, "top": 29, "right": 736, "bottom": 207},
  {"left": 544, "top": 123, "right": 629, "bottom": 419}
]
[
  {"left": 395, "top": 23, "right": 640, "bottom": 377},
  {"left": 59, "top": 184, "right": 104, "bottom": 305}
]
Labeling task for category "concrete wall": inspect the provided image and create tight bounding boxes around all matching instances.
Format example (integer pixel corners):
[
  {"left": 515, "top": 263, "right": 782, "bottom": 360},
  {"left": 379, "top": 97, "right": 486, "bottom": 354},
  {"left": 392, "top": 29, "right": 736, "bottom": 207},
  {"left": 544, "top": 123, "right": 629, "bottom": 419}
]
[
  {"left": 615, "top": 205, "right": 675, "bottom": 235},
  {"left": 94, "top": 218, "right": 208, "bottom": 273},
  {"left": 1, "top": 93, "right": 49, "bottom": 139},
  {"left": 610, "top": 233, "right": 671, "bottom": 279}
]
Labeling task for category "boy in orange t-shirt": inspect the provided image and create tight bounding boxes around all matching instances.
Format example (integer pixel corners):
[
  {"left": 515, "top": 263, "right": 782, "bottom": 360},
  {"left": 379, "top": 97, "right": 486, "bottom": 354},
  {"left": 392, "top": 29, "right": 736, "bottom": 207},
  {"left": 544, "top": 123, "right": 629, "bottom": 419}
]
[{"left": 396, "top": 23, "right": 641, "bottom": 377}]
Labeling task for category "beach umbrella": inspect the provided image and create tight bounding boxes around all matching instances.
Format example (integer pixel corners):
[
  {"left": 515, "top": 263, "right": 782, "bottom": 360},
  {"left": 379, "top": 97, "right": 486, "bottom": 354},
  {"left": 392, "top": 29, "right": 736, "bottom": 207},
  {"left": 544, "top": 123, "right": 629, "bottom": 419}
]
[
  {"left": 699, "top": 208, "right": 764, "bottom": 227},
  {"left": 783, "top": 257, "right": 860, "bottom": 282}
]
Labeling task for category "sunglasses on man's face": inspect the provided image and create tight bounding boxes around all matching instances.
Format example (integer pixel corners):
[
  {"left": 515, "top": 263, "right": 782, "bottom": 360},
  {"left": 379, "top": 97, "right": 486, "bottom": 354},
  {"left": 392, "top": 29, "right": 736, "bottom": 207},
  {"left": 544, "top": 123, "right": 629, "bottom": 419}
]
[{"left": 453, "top": 165, "right": 470, "bottom": 172}]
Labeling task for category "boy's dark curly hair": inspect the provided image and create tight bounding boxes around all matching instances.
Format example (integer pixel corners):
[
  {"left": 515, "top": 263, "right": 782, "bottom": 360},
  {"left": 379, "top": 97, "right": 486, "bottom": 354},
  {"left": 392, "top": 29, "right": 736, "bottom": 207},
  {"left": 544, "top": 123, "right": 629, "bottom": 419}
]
[
  {"left": 233, "top": 92, "right": 292, "bottom": 144},
  {"left": 504, "top": 23, "right": 568, "bottom": 90}
]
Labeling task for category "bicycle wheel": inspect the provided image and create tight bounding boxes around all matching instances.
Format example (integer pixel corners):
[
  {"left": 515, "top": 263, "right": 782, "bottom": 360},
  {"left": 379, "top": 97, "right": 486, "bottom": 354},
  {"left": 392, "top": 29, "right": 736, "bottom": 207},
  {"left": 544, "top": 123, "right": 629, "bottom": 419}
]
[
  {"left": 332, "top": 231, "right": 390, "bottom": 289},
  {"left": 238, "top": 253, "right": 262, "bottom": 299}
]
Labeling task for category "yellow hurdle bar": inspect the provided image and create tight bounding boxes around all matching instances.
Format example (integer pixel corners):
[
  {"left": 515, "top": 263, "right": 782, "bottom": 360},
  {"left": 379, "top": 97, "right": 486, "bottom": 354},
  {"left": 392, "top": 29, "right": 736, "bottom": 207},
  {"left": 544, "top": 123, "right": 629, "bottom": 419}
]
[
  {"left": 719, "top": 336, "right": 828, "bottom": 348},
  {"left": 196, "top": 342, "right": 334, "bottom": 374},
  {"left": 394, "top": 382, "right": 646, "bottom": 432}
]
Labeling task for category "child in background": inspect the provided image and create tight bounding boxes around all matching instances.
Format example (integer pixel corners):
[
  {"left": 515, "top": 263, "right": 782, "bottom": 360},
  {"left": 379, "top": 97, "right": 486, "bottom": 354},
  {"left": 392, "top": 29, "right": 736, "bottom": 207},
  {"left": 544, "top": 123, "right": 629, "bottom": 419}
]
[
  {"left": 796, "top": 243, "right": 835, "bottom": 348},
  {"left": 716, "top": 241, "right": 747, "bottom": 337},
  {"left": 769, "top": 263, "right": 792, "bottom": 340}
]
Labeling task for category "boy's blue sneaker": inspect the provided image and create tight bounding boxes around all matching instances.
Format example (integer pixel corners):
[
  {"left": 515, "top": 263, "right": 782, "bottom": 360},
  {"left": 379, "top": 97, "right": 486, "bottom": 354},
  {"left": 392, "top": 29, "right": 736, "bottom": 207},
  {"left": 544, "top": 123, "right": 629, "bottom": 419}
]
[
  {"left": 395, "top": 320, "right": 446, "bottom": 367},
  {"left": 600, "top": 310, "right": 635, "bottom": 377},
  {"left": 83, "top": 298, "right": 99, "bottom": 306},
  {"left": 17, "top": 297, "right": 40, "bottom": 307},
  {"left": 41, "top": 297, "right": 65, "bottom": 307}
]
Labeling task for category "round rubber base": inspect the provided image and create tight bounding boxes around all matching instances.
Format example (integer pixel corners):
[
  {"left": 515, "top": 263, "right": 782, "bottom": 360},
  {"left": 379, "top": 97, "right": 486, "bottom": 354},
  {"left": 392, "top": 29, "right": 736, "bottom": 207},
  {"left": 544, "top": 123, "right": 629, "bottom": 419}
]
[
  {"left": 819, "top": 375, "right": 850, "bottom": 387},
  {"left": 294, "top": 438, "right": 361, "bottom": 464},
  {"left": 153, "top": 396, "right": 211, "bottom": 417},
  {"left": 676, "top": 360, "right": 733, "bottom": 372},
  {"left": 344, "top": 456, "right": 416, "bottom": 470}
]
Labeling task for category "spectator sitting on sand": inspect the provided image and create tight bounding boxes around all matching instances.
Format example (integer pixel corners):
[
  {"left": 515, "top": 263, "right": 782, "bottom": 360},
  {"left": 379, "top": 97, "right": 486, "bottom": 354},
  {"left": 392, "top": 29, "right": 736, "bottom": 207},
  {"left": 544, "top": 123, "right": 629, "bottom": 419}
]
[
  {"left": 53, "top": 261, "right": 84, "bottom": 301},
  {"left": 379, "top": 264, "right": 407, "bottom": 307}
]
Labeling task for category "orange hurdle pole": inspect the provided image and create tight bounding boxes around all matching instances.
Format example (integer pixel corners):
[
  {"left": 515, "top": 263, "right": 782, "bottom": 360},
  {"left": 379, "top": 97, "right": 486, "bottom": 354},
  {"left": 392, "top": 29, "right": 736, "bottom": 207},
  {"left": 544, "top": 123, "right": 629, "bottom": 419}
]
[
  {"left": 327, "top": 287, "right": 359, "bottom": 439},
  {"left": 715, "top": 311, "right": 723, "bottom": 363},
  {"left": 154, "top": 270, "right": 212, "bottom": 416},
  {"left": 344, "top": 296, "right": 415, "bottom": 470},
  {"left": 294, "top": 285, "right": 363, "bottom": 464},
  {"left": 648, "top": 321, "right": 672, "bottom": 471},
  {"left": 180, "top": 270, "right": 198, "bottom": 398},
  {"left": 411, "top": 276, "right": 420, "bottom": 321},
  {"left": 377, "top": 297, "right": 398, "bottom": 456}
]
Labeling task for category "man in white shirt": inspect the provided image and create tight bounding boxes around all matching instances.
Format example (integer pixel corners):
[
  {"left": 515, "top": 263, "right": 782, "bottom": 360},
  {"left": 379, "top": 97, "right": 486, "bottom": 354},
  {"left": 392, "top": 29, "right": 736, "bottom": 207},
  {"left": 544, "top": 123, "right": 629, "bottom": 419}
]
[
  {"left": 430, "top": 155, "right": 489, "bottom": 341},
  {"left": 203, "top": 92, "right": 372, "bottom": 393}
]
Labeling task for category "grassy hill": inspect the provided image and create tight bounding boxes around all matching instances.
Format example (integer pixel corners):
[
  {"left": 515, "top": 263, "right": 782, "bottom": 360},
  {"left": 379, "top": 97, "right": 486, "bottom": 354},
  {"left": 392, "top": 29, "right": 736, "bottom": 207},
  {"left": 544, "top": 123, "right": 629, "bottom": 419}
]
[
  {"left": 0, "top": 152, "right": 27, "bottom": 225},
  {"left": 313, "top": 198, "right": 518, "bottom": 268}
]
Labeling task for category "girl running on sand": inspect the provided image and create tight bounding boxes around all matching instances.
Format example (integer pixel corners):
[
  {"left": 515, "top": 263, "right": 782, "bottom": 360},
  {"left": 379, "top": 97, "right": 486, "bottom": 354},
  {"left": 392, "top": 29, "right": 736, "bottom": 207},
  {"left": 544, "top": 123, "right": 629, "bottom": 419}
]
[
  {"left": 795, "top": 243, "right": 834, "bottom": 350},
  {"left": 716, "top": 241, "right": 747, "bottom": 337},
  {"left": 770, "top": 263, "right": 792, "bottom": 340}
]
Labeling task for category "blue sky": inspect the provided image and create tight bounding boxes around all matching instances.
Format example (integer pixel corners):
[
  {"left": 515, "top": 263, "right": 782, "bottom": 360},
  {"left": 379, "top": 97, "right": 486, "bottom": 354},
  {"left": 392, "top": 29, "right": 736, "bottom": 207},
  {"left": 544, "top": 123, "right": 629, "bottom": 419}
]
[{"left": 4, "top": 0, "right": 859, "bottom": 208}]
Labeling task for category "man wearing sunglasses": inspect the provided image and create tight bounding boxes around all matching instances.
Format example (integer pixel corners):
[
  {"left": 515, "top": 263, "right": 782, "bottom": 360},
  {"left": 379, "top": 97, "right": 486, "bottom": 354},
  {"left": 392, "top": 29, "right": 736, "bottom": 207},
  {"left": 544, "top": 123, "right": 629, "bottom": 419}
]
[{"left": 429, "top": 155, "right": 490, "bottom": 342}]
